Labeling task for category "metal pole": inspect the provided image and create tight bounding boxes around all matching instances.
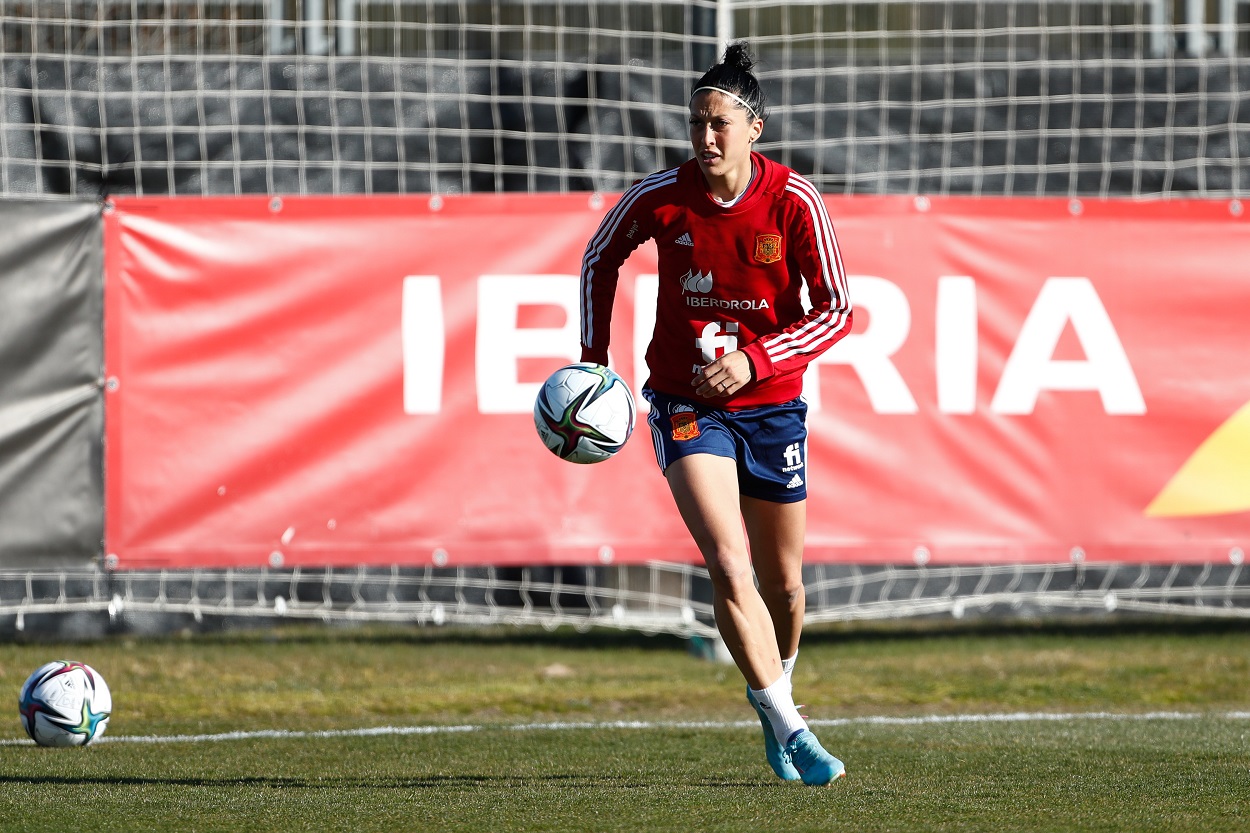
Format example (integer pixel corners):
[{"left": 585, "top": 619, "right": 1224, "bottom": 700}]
[
  {"left": 269, "top": 0, "right": 287, "bottom": 55},
  {"left": 1219, "top": 0, "right": 1237, "bottom": 56},
  {"left": 1187, "top": 0, "right": 1207, "bottom": 56},
  {"left": 305, "top": 0, "right": 328, "bottom": 55},
  {"left": 717, "top": 0, "right": 733, "bottom": 56},
  {"left": 338, "top": 0, "right": 358, "bottom": 56},
  {"left": 1149, "top": 0, "right": 1169, "bottom": 56}
]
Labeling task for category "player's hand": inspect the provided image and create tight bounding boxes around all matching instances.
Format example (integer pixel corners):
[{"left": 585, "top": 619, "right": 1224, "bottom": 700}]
[{"left": 693, "top": 350, "right": 752, "bottom": 398}]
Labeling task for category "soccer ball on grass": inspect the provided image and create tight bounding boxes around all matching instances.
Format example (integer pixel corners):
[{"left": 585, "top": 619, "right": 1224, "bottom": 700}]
[
  {"left": 534, "top": 363, "right": 636, "bottom": 463},
  {"left": 18, "top": 660, "right": 112, "bottom": 747}
]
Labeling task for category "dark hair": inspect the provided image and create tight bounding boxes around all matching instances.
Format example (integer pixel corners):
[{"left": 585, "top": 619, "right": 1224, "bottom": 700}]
[{"left": 691, "top": 41, "right": 767, "bottom": 122}]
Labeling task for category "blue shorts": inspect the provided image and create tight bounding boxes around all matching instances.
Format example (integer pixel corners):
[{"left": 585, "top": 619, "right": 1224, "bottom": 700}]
[{"left": 642, "top": 388, "right": 809, "bottom": 504}]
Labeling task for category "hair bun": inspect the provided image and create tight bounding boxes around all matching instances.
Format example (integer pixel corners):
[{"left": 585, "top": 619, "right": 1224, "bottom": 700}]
[{"left": 723, "top": 41, "right": 755, "bottom": 72}]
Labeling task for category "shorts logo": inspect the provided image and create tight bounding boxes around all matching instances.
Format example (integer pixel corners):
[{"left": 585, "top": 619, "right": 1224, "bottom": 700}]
[
  {"left": 670, "top": 412, "right": 700, "bottom": 441},
  {"left": 753, "top": 234, "right": 782, "bottom": 264},
  {"left": 782, "top": 443, "right": 804, "bottom": 472}
]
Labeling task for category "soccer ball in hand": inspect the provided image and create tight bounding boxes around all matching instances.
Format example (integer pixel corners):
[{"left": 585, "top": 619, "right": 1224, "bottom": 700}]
[
  {"left": 534, "top": 363, "right": 636, "bottom": 464},
  {"left": 18, "top": 660, "right": 112, "bottom": 747}
]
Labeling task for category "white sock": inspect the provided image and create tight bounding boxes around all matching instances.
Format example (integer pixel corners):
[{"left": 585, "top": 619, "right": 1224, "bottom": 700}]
[
  {"left": 781, "top": 651, "right": 797, "bottom": 681},
  {"left": 748, "top": 675, "right": 808, "bottom": 746}
]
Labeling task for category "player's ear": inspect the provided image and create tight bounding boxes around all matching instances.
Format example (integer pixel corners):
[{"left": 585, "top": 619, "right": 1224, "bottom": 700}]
[{"left": 748, "top": 117, "right": 763, "bottom": 144}]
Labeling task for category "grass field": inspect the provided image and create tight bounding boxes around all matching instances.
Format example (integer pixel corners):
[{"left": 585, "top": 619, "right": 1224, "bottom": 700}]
[{"left": 1, "top": 618, "right": 1247, "bottom": 832}]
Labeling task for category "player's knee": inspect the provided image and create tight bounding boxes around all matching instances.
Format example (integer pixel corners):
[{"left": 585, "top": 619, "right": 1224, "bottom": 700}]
[
  {"left": 705, "top": 555, "right": 755, "bottom": 595},
  {"left": 760, "top": 577, "right": 804, "bottom": 609}
]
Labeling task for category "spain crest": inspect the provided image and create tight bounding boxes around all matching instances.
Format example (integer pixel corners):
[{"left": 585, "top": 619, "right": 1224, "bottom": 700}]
[
  {"left": 753, "top": 233, "right": 782, "bottom": 264},
  {"left": 670, "top": 412, "right": 700, "bottom": 441}
]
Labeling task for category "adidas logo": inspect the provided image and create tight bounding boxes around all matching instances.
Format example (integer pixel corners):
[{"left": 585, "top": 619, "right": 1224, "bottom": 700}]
[
  {"left": 675, "top": 232, "right": 693, "bottom": 247},
  {"left": 786, "top": 474, "right": 804, "bottom": 489}
]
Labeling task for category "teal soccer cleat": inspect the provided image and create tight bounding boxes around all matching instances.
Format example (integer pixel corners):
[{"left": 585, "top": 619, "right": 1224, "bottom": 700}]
[
  {"left": 784, "top": 729, "right": 847, "bottom": 786},
  {"left": 746, "top": 687, "right": 801, "bottom": 781}
]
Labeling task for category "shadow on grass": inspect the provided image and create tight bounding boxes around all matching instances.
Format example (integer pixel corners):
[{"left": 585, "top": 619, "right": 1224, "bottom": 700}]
[
  {"left": 0, "top": 773, "right": 763, "bottom": 789},
  {"left": 129, "top": 622, "right": 696, "bottom": 653},
  {"left": 12, "top": 610, "right": 1246, "bottom": 654},
  {"left": 213, "top": 613, "right": 1248, "bottom": 651},
  {"left": 798, "top": 614, "right": 1250, "bottom": 646}
]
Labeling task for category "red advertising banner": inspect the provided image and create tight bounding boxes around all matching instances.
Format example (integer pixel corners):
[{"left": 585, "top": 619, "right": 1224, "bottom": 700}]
[{"left": 104, "top": 195, "right": 1250, "bottom": 569}]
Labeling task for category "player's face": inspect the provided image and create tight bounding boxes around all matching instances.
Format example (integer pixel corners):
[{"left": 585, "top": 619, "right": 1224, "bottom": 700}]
[{"left": 688, "top": 91, "right": 762, "bottom": 190}]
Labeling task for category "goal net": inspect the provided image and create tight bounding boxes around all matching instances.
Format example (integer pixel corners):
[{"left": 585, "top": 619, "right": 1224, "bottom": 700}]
[
  {"left": 3, "top": 560, "right": 1248, "bottom": 643},
  {"left": 1, "top": 0, "right": 1246, "bottom": 198},
  {"left": 2, "top": 1, "right": 1248, "bottom": 640}
]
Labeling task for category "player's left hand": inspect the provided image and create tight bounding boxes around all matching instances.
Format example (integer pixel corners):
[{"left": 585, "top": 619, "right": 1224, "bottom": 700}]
[{"left": 693, "top": 350, "right": 752, "bottom": 398}]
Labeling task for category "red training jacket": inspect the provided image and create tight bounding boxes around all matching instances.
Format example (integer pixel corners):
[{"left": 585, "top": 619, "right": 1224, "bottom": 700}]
[{"left": 579, "top": 152, "right": 853, "bottom": 409}]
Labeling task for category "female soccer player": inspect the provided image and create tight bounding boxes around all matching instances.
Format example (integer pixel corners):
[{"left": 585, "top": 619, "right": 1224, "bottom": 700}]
[{"left": 579, "top": 42, "right": 853, "bottom": 785}]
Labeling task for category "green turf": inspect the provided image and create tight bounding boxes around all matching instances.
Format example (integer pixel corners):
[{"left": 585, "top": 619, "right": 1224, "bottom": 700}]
[{"left": 1, "top": 619, "right": 1247, "bottom": 832}]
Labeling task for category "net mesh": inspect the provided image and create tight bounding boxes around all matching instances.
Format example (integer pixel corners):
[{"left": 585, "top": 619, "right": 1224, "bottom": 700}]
[
  {"left": 1, "top": 0, "right": 1247, "bottom": 198},
  {"left": 3, "top": 560, "right": 1248, "bottom": 642}
]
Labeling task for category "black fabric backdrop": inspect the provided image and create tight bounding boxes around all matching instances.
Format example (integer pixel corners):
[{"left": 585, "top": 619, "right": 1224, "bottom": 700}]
[
  {"left": 0, "top": 200, "right": 103, "bottom": 566},
  {"left": 1, "top": 56, "right": 1246, "bottom": 197}
]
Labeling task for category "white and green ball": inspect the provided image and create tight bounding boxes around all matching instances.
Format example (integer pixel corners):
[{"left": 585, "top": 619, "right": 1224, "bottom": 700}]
[{"left": 534, "top": 363, "right": 636, "bottom": 464}]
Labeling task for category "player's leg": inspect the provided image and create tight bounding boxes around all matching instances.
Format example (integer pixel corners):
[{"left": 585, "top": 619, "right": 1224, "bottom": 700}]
[
  {"left": 735, "top": 398, "right": 809, "bottom": 673},
  {"left": 727, "top": 399, "right": 844, "bottom": 785},
  {"left": 741, "top": 495, "right": 806, "bottom": 666},
  {"left": 664, "top": 453, "right": 806, "bottom": 782},
  {"left": 663, "top": 453, "right": 782, "bottom": 690},
  {"left": 739, "top": 494, "right": 843, "bottom": 785},
  {"left": 644, "top": 390, "right": 770, "bottom": 676},
  {"left": 644, "top": 390, "right": 827, "bottom": 782},
  {"left": 741, "top": 495, "right": 807, "bottom": 773}
]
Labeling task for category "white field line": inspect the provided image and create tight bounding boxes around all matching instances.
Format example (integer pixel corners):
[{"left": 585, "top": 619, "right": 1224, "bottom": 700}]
[{"left": 2, "top": 711, "right": 1248, "bottom": 747}]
